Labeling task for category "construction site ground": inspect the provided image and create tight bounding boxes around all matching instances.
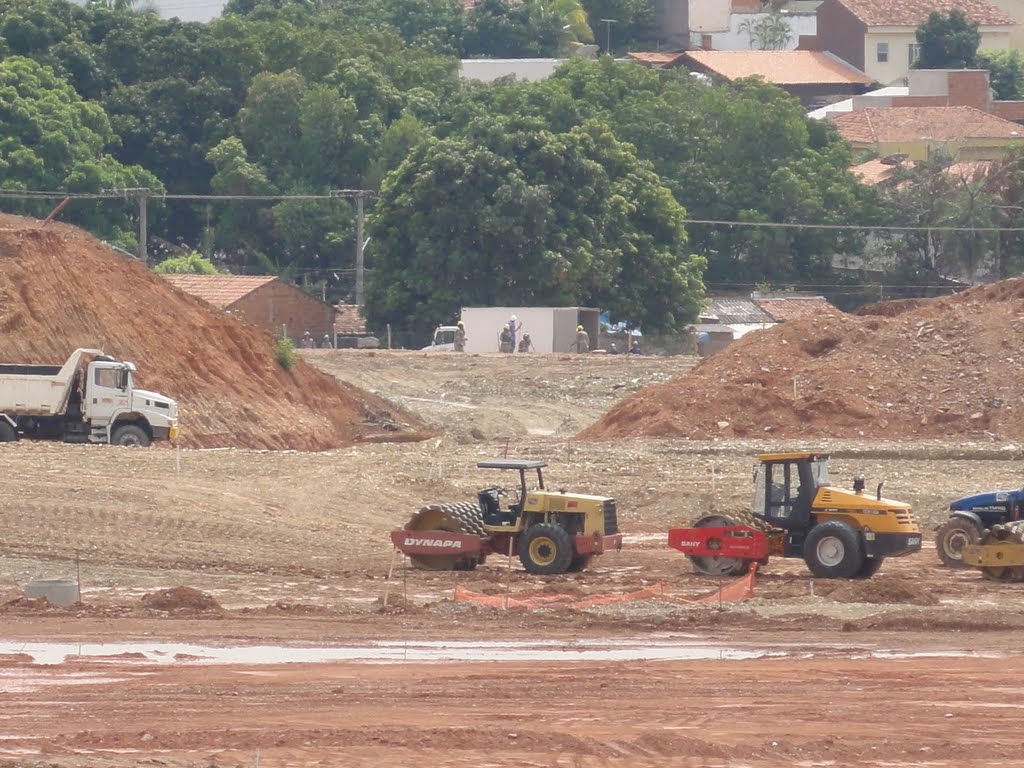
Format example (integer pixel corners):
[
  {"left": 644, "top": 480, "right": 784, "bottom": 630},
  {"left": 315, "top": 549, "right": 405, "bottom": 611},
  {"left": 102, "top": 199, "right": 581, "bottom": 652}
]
[{"left": 4, "top": 350, "right": 1024, "bottom": 767}]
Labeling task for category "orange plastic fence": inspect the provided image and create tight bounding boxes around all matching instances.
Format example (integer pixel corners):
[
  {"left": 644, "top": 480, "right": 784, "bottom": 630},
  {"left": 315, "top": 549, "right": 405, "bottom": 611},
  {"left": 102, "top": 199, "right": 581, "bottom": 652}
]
[{"left": 453, "top": 564, "right": 757, "bottom": 609}]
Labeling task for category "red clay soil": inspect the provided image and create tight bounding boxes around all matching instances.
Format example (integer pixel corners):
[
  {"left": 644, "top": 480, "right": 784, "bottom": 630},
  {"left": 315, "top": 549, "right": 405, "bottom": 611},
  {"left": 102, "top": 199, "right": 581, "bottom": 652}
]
[
  {"left": 0, "top": 214, "right": 427, "bottom": 450},
  {"left": 581, "top": 278, "right": 1024, "bottom": 441}
]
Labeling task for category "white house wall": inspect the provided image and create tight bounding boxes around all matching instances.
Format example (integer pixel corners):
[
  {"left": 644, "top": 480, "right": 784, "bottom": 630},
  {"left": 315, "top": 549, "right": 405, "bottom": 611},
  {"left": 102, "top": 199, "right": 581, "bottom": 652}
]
[
  {"left": 691, "top": 11, "right": 817, "bottom": 50},
  {"left": 864, "top": 27, "right": 1010, "bottom": 85}
]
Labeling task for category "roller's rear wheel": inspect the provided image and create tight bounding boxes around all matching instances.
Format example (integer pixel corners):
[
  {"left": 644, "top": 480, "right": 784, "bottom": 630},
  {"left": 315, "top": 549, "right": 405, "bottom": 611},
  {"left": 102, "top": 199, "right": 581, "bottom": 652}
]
[
  {"left": 518, "top": 523, "right": 574, "bottom": 575},
  {"left": 803, "top": 520, "right": 864, "bottom": 579}
]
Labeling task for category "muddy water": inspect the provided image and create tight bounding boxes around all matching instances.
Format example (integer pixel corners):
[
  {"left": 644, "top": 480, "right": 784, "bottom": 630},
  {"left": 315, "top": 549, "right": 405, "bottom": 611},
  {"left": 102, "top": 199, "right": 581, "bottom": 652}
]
[{"left": 0, "top": 636, "right": 998, "bottom": 667}]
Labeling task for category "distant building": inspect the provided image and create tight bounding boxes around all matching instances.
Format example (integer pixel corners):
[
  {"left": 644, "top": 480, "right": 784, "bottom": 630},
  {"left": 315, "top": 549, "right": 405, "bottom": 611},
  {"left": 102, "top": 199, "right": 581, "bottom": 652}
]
[
  {"left": 677, "top": 49, "right": 873, "bottom": 105},
  {"left": 163, "top": 274, "right": 335, "bottom": 343},
  {"left": 809, "top": 69, "right": 1024, "bottom": 125},
  {"left": 695, "top": 293, "right": 835, "bottom": 355},
  {"left": 809, "top": 0, "right": 1015, "bottom": 86},
  {"left": 831, "top": 105, "right": 1024, "bottom": 161}
]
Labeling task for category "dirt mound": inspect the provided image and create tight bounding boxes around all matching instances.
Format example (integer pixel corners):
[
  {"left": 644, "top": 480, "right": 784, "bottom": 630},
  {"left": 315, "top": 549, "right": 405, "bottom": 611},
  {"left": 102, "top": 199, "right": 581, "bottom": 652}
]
[
  {"left": 823, "top": 575, "right": 938, "bottom": 606},
  {"left": 0, "top": 214, "right": 428, "bottom": 450},
  {"left": 581, "top": 278, "right": 1024, "bottom": 440},
  {"left": 139, "top": 586, "right": 221, "bottom": 613}
]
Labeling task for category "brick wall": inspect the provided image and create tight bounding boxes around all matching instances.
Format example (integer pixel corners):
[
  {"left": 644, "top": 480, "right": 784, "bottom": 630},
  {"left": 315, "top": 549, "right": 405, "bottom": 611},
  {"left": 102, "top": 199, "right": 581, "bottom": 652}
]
[
  {"left": 229, "top": 281, "right": 335, "bottom": 341},
  {"left": 816, "top": 0, "right": 866, "bottom": 70},
  {"left": 946, "top": 70, "right": 991, "bottom": 111},
  {"left": 992, "top": 101, "right": 1024, "bottom": 122}
]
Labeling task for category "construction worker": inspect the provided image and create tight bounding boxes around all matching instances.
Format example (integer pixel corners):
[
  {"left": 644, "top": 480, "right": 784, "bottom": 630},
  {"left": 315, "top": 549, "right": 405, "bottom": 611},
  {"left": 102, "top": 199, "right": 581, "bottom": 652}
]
[
  {"left": 629, "top": 338, "right": 641, "bottom": 355},
  {"left": 608, "top": 342, "right": 619, "bottom": 355},
  {"left": 454, "top": 321, "right": 467, "bottom": 352},
  {"left": 574, "top": 325, "right": 590, "bottom": 353},
  {"left": 301, "top": 331, "right": 314, "bottom": 349},
  {"left": 518, "top": 333, "right": 534, "bottom": 353},
  {"left": 321, "top": 333, "right": 332, "bottom": 349},
  {"left": 499, "top": 324, "right": 514, "bottom": 353},
  {"left": 508, "top": 314, "right": 522, "bottom": 348}
]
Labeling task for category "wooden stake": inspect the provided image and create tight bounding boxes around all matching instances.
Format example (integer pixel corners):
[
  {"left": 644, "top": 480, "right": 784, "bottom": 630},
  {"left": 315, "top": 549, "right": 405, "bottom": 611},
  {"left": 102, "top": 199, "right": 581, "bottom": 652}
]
[
  {"left": 382, "top": 547, "right": 398, "bottom": 608},
  {"left": 504, "top": 537, "right": 514, "bottom": 611}
]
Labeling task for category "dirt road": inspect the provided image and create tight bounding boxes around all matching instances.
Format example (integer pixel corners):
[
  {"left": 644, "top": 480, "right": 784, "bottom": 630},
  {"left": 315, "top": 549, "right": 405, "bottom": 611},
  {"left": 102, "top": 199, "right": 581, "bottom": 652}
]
[{"left": 3, "top": 349, "right": 1024, "bottom": 767}]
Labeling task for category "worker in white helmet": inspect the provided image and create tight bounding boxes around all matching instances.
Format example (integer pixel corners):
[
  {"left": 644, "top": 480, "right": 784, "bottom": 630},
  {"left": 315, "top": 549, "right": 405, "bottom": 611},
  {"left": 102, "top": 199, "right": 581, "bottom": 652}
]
[{"left": 507, "top": 313, "right": 522, "bottom": 349}]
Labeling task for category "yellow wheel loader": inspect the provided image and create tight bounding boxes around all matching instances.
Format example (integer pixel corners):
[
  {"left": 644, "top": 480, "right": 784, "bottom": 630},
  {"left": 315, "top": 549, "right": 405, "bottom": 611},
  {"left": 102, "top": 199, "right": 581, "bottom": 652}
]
[{"left": 391, "top": 459, "right": 622, "bottom": 575}]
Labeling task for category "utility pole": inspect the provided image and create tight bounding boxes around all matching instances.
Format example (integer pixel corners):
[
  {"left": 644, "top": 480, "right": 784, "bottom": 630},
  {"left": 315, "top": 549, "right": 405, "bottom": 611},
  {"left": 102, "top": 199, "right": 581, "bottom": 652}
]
[
  {"left": 331, "top": 189, "right": 374, "bottom": 309},
  {"left": 137, "top": 188, "right": 149, "bottom": 263},
  {"left": 599, "top": 18, "right": 617, "bottom": 54},
  {"left": 355, "top": 191, "right": 365, "bottom": 308},
  {"left": 108, "top": 187, "right": 151, "bottom": 262}
]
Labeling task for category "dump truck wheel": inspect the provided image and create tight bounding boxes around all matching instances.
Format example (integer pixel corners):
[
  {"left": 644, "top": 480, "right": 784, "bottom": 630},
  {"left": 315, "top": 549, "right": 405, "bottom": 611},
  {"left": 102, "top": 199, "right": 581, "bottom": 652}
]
[
  {"left": 404, "top": 503, "right": 483, "bottom": 571},
  {"left": 112, "top": 424, "right": 150, "bottom": 447},
  {"left": 803, "top": 520, "right": 864, "bottom": 579},
  {"left": 518, "top": 523, "right": 573, "bottom": 575},
  {"left": 567, "top": 555, "right": 593, "bottom": 572},
  {"left": 686, "top": 514, "right": 751, "bottom": 577},
  {"left": 0, "top": 421, "right": 17, "bottom": 442},
  {"left": 936, "top": 517, "right": 982, "bottom": 568},
  {"left": 853, "top": 557, "right": 884, "bottom": 579}
]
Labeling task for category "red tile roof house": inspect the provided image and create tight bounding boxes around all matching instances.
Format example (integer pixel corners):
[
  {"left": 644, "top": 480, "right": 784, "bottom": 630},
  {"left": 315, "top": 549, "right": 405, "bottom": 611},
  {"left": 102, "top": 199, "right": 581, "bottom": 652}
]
[
  {"left": 808, "top": 0, "right": 1016, "bottom": 86},
  {"left": 163, "top": 274, "right": 336, "bottom": 344},
  {"left": 830, "top": 105, "right": 1024, "bottom": 160},
  {"left": 808, "top": 69, "right": 1024, "bottom": 125},
  {"left": 676, "top": 50, "right": 875, "bottom": 106}
]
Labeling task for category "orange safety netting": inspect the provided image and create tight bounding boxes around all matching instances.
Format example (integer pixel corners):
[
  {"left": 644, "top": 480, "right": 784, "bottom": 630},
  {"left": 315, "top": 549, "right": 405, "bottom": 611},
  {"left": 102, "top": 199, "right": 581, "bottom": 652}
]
[{"left": 453, "top": 564, "right": 757, "bottom": 609}]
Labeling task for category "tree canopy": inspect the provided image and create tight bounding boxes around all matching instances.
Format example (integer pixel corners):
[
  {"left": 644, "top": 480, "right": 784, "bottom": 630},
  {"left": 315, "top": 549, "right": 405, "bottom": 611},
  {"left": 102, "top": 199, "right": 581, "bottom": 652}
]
[
  {"left": 0, "top": 0, "right": 943, "bottom": 342},
  {"left": 915, "top": 9, "right": 980, "bottom": 69},
  {"left": 366, "top": 118, "right": 705, "bottom": 341}
]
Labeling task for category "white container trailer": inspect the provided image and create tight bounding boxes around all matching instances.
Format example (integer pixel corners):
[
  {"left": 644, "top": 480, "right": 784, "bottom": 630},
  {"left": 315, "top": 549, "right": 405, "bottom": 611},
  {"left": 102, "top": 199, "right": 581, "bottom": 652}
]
[{"left": 459, "top": 307, "right": 600, "bottom": 354}]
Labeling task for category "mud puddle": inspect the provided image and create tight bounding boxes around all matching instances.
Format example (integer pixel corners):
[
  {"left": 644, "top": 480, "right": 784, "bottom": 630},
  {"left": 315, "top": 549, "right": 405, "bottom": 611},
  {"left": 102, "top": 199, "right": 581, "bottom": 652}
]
[{"left": 0, "top": 637, "right": 1000, "bottom": 666}]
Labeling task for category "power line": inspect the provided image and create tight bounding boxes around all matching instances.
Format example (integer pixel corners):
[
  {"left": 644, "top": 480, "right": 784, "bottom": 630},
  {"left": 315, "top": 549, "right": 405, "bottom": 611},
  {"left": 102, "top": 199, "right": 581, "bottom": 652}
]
[
  {"left": 681, "top": 218, "right": 1024, "bottom": 233},
  {"left": 0, "top": 188, "right": 1016, "bottom": 232}
]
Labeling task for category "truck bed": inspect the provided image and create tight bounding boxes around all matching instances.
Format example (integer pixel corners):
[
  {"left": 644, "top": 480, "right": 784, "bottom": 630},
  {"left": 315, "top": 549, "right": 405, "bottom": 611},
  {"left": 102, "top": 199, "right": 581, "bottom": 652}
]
[{"left": 0, "top": 364, "right": 63, "bottom": 376}]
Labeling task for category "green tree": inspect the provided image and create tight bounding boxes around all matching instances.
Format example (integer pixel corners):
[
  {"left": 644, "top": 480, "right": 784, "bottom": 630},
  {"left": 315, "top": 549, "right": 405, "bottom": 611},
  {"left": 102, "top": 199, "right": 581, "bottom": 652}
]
[
  {"left": 154, "top": 251, "right": 221, "bottom": 273},
  {"left": 460, "top": 0, "right": 568, "bottom": 57},
  {"left": 580, "top": 0, "right": 653, "bottom": 51},
  {"left": 915, "top": 9, "right": 980, "bottom": 69},
  {"left": 978, "top": 49, "right": 1024, "bottom": 100},
  {"left": 877, "top": 153, "right": 999, "bottom": 282},
  {"left": 0, "top": 55, "right": 163, "bottom": 242},
  {"left": 739, "top": 12, "right": 792, "bottom": 50},
  {"left": 366, "top": 118, "right": 705, "bottom": 343}
]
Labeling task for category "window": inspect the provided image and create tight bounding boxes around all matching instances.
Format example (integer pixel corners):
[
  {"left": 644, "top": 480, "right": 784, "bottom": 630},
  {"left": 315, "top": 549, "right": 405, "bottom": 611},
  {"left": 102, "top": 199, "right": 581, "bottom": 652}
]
[
  {"left": 94, "top": 367, "right": 119, "bottom": 389},
  {"left": 876, "top": 41, "right": 889, "bottom": 63},
  {"left": 908, "top": 43, "right": 921, "bottom": 66}
]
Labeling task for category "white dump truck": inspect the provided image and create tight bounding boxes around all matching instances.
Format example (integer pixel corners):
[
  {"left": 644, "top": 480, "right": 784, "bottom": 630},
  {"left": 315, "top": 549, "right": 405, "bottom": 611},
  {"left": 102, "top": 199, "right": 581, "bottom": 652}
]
[{"left": 0, "top": 348, "right": 179, "bottom": 447}]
